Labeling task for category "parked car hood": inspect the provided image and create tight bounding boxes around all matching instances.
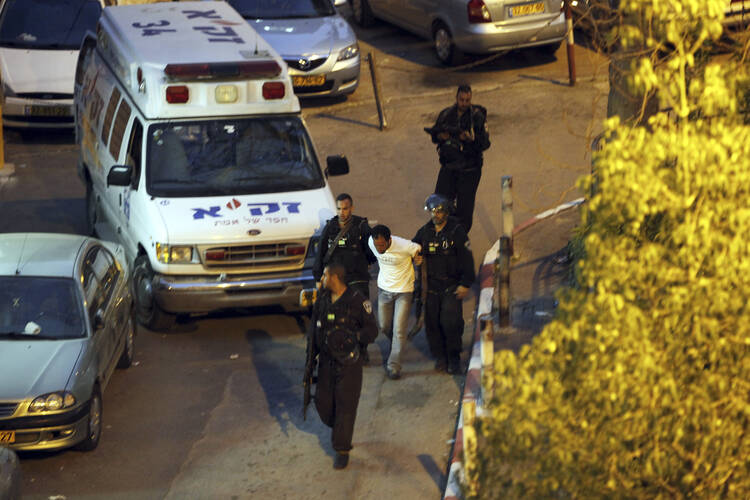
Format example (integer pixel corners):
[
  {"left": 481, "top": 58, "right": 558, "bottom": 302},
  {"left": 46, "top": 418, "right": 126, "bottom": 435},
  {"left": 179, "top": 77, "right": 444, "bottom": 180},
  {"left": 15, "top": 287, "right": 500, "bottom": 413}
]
[
  {"left": 0, "top": 47, "right": 78, "bottom": 94},
  {"left": 153, "top": 188, "right": 335, "bottom": 244},
  {"left": 0, "top": 340, "right": 83, "bottom": 399},
  {"left": 252, "top": 16, "right": 354, "bottom": 57}
]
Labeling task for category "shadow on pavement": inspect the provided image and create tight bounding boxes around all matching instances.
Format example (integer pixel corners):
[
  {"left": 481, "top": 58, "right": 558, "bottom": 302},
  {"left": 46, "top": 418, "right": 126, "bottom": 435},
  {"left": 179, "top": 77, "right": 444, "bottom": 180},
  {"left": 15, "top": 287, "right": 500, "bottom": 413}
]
[
  {"left": 244, "top": 328, "right": 334, "bottom": 456},
  {"left": 0, "top": 198, "right": 86, "bottom": 234}
]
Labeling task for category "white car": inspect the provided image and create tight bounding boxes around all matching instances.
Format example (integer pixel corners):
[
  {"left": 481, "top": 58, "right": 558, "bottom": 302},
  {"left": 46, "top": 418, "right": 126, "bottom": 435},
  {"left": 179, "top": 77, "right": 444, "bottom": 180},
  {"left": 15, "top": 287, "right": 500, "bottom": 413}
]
[{"left": 0, "top": 0, "right": 105, "bottom": 129}]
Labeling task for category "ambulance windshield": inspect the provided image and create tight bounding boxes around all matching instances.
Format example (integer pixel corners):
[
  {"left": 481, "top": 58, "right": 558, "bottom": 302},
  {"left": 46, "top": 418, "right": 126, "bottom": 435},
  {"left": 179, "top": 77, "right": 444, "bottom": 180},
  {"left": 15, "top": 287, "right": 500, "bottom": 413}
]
[{"left": 146, "top": 117, "right": 325, "bottom": 197}]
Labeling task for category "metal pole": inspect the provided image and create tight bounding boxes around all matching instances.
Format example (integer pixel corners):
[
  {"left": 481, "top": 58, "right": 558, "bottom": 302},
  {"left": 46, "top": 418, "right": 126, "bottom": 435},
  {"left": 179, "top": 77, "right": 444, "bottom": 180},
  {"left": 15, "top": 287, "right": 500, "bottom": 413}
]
[
  {"left": 479, "top": 314, "right": 494, "bottom": 406},
  {"left": 564, "top": 0, "right": 576, "bottom": 86},
  {"left": 366, "top": 52, "right": 387, "bottom": 131},
  {"left": 496, "top": 236, "right": 511, "bottom": 327},
  {"left": 501, "top": 175, "right": 514, "bottom": 241}
]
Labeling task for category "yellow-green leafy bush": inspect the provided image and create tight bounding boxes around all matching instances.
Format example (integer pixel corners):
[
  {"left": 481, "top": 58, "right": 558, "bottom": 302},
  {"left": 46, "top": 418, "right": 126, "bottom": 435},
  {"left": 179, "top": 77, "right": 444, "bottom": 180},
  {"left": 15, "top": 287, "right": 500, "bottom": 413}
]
[{"left": 470, "top": 1, "right": 750, "bottom": 498}]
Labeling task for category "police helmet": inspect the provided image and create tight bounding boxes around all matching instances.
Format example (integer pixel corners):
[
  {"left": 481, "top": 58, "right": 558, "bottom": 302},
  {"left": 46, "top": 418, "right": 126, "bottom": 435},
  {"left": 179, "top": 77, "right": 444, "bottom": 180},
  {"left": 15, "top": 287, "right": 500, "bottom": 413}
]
[
  {"left": 326, "top": 327, "right": 360, "bottom": 365},
  {"left": 424, "top": 193, "right": 452, "bottom": 214}
]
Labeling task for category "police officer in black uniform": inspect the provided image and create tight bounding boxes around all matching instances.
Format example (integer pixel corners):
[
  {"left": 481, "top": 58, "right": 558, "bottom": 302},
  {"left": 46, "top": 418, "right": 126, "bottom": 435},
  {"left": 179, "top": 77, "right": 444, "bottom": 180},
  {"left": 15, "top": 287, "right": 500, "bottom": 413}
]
[
  {"left": 313, "top": 193, "right": 375, "bottom": 362},
  {"left": 412, "top": 194, "right": 475, "bottom": 375},
  {"left": 429, "top": 84, "right": 491, "bottom": 233},
  {"left": 307, "top": 262, "right": 378, "bottom": 469}
]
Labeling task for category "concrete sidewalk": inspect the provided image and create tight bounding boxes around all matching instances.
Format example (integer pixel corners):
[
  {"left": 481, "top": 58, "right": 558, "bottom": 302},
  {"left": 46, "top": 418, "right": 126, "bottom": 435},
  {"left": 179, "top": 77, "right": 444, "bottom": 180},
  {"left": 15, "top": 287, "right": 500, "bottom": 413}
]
[{"left": 444, "top": 204, "right": 582, "bottom": 499}]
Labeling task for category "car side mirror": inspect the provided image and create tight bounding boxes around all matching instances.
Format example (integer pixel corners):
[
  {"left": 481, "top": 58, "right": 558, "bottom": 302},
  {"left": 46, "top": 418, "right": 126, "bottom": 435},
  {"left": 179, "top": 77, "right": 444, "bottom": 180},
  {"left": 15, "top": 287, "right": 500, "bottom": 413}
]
[
  {"left": 325, "top": 155, "right": 349, "bottom": 177},
  {"left": 93, "top": 309, "right": 105, "bottom": 331},
  {"left": 107, "top": 165, "right": 133, "bottom": 187}
]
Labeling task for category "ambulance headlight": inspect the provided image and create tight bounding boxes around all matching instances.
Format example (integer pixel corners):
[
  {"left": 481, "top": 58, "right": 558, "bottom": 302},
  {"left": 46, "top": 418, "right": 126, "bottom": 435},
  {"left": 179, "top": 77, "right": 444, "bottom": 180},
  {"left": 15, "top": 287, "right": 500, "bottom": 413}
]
[
  {"left": 156, "top": 243, "right": 194, "bottom": 264},
  {"left": 337, "top": 43, "right": 359, "bottom": 61}
]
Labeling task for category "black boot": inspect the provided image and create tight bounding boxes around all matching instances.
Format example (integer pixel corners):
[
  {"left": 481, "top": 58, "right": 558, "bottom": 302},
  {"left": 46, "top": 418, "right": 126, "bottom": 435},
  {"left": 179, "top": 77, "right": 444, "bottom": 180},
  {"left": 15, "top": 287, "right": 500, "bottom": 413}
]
[
  {"left": 334, "top": 452, "right": 350, "bottom": 469},
  {"left": 447, "top": 355, "right": 462, "bottom": 375}
]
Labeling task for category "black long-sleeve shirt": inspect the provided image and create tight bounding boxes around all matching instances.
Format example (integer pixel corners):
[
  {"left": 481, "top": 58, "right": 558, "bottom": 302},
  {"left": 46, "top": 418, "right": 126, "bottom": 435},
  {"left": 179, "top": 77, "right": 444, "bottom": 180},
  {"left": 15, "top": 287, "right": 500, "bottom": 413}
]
[
  {"left": 430, "top": 104, "right": 491, "bottom": 168},
  {"left": 313, "top": 215, "right": 374, "bottom": 284},
  {"left": 310, "top": 287, "right": 378, "bottom": 360},
  {"left": 413, "top": 217, "right": 475, "bottom": 291}
]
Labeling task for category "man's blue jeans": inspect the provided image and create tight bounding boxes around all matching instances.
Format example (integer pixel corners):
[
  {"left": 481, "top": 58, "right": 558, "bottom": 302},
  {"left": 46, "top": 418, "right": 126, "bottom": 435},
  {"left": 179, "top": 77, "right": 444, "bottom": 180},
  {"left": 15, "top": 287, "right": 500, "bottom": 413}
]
[{"left": 377, "top": 288, "right": 413, "bottom": 373}]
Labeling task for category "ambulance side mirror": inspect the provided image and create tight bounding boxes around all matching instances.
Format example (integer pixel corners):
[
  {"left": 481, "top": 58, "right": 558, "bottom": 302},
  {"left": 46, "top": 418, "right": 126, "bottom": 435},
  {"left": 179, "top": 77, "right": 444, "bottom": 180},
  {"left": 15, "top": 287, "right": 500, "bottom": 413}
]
[
  {"left": 107, "top": 165, "right": 133, "bottom": 187},
  {"left": 325, "top": 155, "right": 349, "bottom": 177}
]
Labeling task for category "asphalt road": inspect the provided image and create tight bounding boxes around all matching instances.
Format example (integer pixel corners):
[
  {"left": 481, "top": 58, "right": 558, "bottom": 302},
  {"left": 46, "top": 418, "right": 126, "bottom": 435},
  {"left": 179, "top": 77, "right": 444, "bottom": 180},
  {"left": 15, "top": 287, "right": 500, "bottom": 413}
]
[{"left": 0, "top": 7, "right": 609, "bottom": 498}]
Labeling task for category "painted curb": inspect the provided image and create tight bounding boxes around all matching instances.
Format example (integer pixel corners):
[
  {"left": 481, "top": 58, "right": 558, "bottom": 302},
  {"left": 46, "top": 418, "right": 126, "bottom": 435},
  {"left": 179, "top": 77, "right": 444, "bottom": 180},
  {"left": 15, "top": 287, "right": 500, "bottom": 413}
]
[{"left": 443, "top": 198, "right": 584, "bottom": 500}]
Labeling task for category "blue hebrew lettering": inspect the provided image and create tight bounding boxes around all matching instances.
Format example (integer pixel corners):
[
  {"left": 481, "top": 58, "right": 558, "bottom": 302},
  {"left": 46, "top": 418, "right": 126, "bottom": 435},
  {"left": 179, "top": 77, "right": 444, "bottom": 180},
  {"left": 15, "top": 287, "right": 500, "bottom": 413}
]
[
  {"left": 192, "top": 206, "right": 222, "bottom": 219},
  {"left": 182, "top": 10, "right": 221, "bottom": 19},
  {"left": 283, "top": 202, "right": 301, "bottom": 213},
  {"left": 247, "top": 203, "right": 280, "bottom": 216},
  {"left": 194, "top": 26, "right": 238, "bottom": 37}
]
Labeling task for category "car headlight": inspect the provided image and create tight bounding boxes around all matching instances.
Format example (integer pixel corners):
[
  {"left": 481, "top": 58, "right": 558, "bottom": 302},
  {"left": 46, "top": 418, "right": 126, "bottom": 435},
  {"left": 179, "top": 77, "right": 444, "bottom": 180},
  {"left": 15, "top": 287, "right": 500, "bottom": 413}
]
[
  {"left": 337, "top": 43, "right": 359, "bottom": 61},
  {"left": 156, "top": 243, "right": 194, "bottom": 264},
  {"left": 29, "top": 392, "right": 77, "bottom": 412}
]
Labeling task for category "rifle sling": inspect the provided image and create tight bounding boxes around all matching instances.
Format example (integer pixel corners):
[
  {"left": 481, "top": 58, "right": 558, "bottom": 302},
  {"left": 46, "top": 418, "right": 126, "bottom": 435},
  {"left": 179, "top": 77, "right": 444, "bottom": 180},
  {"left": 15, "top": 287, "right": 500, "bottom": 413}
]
[{"left": 323, "top": 219, "right": 354, "bottom": 266}]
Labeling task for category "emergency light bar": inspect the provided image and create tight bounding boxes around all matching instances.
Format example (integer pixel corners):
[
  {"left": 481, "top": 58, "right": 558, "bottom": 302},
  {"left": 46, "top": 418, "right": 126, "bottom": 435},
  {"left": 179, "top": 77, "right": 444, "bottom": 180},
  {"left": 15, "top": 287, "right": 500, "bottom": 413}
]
[{"left": 164, "top": 61, "right": 282, "bottom": 80}]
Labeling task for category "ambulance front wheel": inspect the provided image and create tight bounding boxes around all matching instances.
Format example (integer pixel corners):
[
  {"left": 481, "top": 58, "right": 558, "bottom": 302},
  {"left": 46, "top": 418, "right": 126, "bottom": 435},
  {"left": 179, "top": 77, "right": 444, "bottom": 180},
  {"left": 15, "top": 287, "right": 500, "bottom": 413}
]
[{"left": 133, "top": 255, "right": 175, "bottom": 332}]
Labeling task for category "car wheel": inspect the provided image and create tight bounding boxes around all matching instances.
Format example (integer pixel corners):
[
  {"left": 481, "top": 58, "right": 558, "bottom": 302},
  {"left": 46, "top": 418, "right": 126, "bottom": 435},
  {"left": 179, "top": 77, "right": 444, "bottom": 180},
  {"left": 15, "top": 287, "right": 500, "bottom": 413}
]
[
  {"left": 433, "top": 22, "right": 461, "bottom": 66},
  {"left": 117, "top": 308, "right": 136, "bottom": 368},
  {"left": 75, "top": 386, "right": 102, "bottom": 451},
  {"left": 133, "top": 255, "right": 175, "bottom": 331},
  {"left": 85, "top": 180, "right": 98, "bottom": 237},
  {"left": 350, "top": 0, "right": 374, "bottom": 27}
]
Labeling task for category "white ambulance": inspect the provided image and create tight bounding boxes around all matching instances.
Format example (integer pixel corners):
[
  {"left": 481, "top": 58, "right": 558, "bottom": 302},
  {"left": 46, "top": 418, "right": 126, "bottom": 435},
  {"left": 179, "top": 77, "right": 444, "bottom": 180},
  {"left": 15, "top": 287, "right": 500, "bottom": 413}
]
[{"left": 74, "top": 1, "right": 348, "bottom": 330}]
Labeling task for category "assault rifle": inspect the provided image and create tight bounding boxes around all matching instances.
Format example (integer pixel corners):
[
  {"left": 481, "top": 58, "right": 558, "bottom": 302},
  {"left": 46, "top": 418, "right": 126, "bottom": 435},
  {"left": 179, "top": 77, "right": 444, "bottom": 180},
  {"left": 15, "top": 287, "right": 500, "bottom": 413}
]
[
  {"left": 423, "top": 125, "right": 465, "bottom": 139},
  {"left": 303, "top": 322, "right": 317, "bottom": 420}
]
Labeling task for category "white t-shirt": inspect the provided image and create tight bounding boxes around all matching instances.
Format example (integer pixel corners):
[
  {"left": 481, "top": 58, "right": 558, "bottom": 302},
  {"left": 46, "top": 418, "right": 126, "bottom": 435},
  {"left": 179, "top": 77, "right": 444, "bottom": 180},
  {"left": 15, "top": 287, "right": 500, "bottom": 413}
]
[{"left": 368, "top": 235, "right": 422, "bottom": 293}]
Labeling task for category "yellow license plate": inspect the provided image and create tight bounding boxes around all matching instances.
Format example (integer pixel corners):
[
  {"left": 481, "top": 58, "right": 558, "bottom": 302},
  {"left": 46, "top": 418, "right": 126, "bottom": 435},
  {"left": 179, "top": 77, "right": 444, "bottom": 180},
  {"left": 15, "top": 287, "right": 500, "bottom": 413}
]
[
  {"left": 292, "top": 75, "right": 326, "bottom": 87},
  {"left": 0, "top": 430, "right": 15, "bottom": 444},
  {"left": 510, "top": 1, "right": 545, "bottom": 17},
  {"left": 25, "top": 105, "right": 69, "bottom": 117}
]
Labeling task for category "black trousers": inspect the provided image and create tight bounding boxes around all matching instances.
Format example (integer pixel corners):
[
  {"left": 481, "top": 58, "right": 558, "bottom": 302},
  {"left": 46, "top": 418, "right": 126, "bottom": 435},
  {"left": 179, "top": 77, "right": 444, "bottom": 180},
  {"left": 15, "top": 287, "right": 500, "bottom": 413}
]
[
  {"left": 434, "top": 165, "right": 482, "bottom": 233},
  {"left": 424, "top": 287, "right": 464, "bottom": 362},
  {"left": 315, "top": 352, "right": 363, "bottom": 452}
]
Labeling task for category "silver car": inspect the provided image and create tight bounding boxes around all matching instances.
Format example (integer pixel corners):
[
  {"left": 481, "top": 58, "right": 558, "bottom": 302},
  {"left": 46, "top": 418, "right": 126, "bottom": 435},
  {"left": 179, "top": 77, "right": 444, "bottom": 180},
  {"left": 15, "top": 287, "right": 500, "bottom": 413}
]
[
  {"left": 349, "top": 0, "right": 566, "bottom": 65},
  {"left": 228, "top": 0, "right": 360, "bottom": 97},
  {"left": 0, "top": 233, "right": 135, "bottom": 452}
]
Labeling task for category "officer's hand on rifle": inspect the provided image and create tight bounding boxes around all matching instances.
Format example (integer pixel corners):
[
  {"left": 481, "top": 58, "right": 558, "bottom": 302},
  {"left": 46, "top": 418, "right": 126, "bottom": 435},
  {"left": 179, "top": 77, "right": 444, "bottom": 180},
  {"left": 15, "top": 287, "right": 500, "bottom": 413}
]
[
  {"left": 437, "top": 132, "right": 450, "bottom": 141},
  {"left": 455, "top": 285, "right": 470, "bottom": 300},
  {"left": 459, "top": 131, "right": 472, "bottom": 141}
]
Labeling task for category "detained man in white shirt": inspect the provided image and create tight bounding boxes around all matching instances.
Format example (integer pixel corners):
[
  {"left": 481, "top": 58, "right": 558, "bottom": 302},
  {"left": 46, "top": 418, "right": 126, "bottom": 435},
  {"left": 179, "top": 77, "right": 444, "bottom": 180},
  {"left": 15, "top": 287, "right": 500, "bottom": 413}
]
[{"left": 368, "top": 224, "right": 422, "bottom": 379}]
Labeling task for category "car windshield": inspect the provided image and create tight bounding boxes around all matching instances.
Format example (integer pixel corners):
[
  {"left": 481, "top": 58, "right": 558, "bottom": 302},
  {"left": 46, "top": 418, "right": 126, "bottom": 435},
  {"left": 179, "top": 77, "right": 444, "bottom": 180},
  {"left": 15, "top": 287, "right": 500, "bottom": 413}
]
[
  {"left": 0, "top": 277, "right": 85, "bottom": 340},
  {"left": 228, "top": 0, "right": 335, "bottom": 19},
  {"left": 146, "top": 117, "right": 326, "bottom": 197},
  {"left": 0, "top": 0, "right": 101, "bottom": 50}
]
